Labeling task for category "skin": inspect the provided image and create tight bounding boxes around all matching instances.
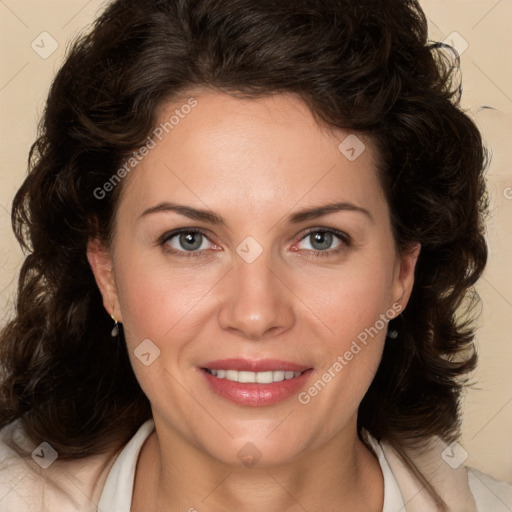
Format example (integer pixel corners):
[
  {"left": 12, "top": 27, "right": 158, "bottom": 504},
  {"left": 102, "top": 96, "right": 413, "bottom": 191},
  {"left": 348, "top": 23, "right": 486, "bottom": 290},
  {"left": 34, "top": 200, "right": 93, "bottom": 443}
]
[{"left": 88, "top": 90, "right": 420, "bottom": 512}]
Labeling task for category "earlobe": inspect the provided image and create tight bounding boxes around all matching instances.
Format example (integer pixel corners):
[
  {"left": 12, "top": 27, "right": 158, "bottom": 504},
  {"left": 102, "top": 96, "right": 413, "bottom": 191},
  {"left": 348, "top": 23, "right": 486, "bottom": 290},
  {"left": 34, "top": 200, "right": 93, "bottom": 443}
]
[
  {"left": 86, "top": 238, "right": 122, "bottom": 322},
  {"left": 392, "top": 243, "right": 421, "bottom": 310}
]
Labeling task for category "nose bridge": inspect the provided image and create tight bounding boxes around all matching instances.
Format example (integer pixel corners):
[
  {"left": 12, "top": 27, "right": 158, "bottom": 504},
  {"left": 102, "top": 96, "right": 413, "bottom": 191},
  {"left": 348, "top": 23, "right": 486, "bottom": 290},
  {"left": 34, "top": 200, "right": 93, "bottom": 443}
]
[{"left": 217, "top": 244, "right": 294, "bottom": 339}]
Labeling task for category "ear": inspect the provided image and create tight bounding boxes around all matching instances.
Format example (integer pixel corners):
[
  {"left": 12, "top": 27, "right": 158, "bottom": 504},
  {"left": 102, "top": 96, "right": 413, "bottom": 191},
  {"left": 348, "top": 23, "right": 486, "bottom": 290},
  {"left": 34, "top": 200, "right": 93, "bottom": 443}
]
[
  {"left": 87, "top": 238, "right": 123, "bottom": 322},
  {"left": 391, "top": 243, "right": 421, "bottom": 311}
]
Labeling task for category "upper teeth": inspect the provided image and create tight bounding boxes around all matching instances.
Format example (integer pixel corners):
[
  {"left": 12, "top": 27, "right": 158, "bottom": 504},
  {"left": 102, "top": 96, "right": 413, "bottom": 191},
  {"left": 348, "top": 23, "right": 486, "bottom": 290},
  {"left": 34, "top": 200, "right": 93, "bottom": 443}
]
[{"left": 209, "top": 369, "right": 302, "bottom": 383}]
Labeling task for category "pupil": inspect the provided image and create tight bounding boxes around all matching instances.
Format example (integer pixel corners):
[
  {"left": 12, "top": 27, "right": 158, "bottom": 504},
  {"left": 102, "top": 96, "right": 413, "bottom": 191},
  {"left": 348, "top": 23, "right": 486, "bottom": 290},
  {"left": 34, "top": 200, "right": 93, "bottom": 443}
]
[
  {"left": 311, "top": 231, "right": 332, "bottom": 250},
  {"left": 180, "top": 232, "right": 202, "bottom": 251}
]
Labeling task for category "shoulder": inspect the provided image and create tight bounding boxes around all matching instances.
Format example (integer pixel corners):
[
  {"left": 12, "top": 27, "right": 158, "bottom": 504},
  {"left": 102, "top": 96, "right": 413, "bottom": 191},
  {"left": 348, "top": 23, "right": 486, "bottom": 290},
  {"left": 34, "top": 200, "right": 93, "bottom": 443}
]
[
  {"left": 0, "top": 420, "right": 119, "bottom": 512},
  {"left": 372, "top": 432, "right": 512, "bottom": 512},
  {"left": 467, "top": 467, "right": 512, "bottom": 512}
]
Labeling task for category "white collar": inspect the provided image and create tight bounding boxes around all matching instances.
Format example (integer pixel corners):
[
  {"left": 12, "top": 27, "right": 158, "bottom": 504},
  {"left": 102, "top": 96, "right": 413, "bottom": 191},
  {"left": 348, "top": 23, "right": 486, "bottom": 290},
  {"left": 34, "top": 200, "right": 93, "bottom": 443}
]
[{"left": 98, "top": 419, "right": 156, "bottom": 512}]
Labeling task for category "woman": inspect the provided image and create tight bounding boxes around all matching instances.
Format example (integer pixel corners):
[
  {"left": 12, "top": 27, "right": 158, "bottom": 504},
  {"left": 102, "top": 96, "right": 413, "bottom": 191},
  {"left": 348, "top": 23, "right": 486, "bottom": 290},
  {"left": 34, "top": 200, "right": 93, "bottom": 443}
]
[{"left": 0, "top": 0, "right": 510, "bottom": 510}]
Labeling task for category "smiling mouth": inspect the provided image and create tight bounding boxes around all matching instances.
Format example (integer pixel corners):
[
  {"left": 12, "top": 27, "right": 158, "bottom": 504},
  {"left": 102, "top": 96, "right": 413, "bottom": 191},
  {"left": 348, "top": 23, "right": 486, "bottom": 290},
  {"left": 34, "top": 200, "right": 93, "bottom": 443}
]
[{"left": 204, "top": 369, "right": 304, "bottom": 384}]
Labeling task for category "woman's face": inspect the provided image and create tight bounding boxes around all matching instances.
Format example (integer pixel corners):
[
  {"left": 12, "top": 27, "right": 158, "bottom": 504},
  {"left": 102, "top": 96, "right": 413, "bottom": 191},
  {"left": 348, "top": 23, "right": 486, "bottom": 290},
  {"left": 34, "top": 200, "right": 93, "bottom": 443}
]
[{"left": 90, "top": 90, "right": 419, "bottom": 466}]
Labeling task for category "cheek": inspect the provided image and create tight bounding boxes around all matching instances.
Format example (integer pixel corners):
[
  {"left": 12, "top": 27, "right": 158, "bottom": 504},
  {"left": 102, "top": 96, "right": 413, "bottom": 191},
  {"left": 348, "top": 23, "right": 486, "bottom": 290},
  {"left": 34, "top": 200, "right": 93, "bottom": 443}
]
[
  {"left": 296, "top": 261, "right": 395, "bottom": 346},
  {"left": 112, "top": 254, "right": 220, "bottom": 413},
  {"left": 294, "top": 295, "right": 390, "bottom": 444},
  {"left": 114, "top": 252, "right": 222, "bottom": 350},
  {"left": 292, "top": 259, "right": 395, "bottom": 407}
]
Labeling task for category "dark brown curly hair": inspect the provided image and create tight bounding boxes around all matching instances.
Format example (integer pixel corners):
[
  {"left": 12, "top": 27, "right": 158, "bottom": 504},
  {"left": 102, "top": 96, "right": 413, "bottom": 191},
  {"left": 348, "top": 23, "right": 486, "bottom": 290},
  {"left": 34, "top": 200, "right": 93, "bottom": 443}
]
[{"left": 0, "top": 0, "right": 487, "bottom": 506}]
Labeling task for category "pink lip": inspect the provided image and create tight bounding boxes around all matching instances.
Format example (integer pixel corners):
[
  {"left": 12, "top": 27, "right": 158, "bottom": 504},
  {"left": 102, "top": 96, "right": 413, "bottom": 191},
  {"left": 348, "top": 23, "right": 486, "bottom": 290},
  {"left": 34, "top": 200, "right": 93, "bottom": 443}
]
[
  {"left": 202, "top": 358, "right": 310, "bottom": 372},
  {"left": 199, "top": 359, "right": 313, "bottom": 407}
]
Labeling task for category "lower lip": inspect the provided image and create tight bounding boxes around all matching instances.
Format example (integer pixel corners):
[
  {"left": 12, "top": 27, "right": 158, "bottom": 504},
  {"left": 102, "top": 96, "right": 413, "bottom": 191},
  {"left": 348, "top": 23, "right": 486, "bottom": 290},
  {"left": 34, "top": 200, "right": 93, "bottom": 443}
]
[{"left": 201, "top": 369, "right": 313, "bottom": 406}]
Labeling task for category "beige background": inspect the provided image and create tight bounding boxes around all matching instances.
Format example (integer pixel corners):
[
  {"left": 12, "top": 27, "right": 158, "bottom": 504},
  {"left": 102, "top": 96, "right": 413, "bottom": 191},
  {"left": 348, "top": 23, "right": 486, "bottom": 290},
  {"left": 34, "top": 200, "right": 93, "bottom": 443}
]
[{"left": 1, "top": 0, "right": 511, "bottom": 483}]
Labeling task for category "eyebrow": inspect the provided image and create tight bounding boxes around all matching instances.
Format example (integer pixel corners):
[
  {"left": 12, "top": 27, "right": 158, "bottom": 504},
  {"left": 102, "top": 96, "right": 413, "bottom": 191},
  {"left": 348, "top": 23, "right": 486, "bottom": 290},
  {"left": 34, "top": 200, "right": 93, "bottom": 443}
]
[
  {"left": 139, "top": 202, "right": 224, "bottom": 224},
  {"left": 139, "top": 201, "right": 374, "bottom": 225},
  {"left": 288, "top": 202, "right": 374, "bottom": 224}
]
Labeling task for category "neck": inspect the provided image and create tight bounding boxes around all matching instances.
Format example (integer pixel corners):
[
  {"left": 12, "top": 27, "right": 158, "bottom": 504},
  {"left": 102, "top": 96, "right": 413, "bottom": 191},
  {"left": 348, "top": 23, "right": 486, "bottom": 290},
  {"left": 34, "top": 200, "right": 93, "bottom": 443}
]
[{"left": 132, "top": 422, "right": 383, "bottom": 512}]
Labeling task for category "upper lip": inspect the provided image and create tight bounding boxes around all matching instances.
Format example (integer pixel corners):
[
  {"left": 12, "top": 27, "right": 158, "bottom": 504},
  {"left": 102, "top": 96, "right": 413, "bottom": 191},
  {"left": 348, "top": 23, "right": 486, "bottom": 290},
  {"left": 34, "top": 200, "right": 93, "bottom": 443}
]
[{"left": 202, "top": 358, "right": 311, "bottom": 373}]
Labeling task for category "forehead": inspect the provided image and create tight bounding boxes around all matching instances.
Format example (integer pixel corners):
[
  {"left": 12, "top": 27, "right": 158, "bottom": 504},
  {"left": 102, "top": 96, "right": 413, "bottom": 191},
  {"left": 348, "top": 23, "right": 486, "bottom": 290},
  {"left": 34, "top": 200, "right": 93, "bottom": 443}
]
[{"left": 118, "top": 90, "right": 386, "bottom": 222}]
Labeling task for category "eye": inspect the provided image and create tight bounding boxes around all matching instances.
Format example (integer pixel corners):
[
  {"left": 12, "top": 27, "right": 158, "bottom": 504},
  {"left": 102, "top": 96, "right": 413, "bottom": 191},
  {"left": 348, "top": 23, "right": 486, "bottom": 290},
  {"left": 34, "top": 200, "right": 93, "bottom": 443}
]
[
  {"left": 295, "top": 229, "right": 350, "bottom": 256},
  {"left": 161, "top": 229, "right": 217, "bottom": 255}
]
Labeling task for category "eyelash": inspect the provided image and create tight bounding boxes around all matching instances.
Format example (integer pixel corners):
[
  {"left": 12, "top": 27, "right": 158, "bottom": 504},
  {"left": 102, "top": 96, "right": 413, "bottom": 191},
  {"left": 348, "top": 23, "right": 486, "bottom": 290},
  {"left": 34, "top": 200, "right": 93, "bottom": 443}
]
[{"left": 158, "top": 227, "right": 351, "bottom": 259}]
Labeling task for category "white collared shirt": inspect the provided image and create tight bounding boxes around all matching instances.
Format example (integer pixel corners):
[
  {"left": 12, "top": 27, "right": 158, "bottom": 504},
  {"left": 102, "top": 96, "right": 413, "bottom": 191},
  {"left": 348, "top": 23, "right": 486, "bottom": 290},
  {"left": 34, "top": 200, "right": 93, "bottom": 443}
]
[{"left": 1, "top": 418, "right": 511, "bottom": 511}]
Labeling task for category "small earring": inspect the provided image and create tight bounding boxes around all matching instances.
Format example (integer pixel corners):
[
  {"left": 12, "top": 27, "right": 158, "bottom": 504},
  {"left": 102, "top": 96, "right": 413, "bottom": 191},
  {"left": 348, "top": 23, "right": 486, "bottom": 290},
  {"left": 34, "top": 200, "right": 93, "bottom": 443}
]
[
  {"left": 387, "top": 328, "right": 398, "bottom": 339},
  {"left": 111, "top": 314, "right": 119, "bottom": 337}
]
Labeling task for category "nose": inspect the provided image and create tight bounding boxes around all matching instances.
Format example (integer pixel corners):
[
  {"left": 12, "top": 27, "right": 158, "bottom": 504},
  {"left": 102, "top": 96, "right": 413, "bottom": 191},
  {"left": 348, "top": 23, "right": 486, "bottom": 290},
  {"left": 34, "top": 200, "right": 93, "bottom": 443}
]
[{"left": 217, "top": 251, "right": 295, "bottom": 341}]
